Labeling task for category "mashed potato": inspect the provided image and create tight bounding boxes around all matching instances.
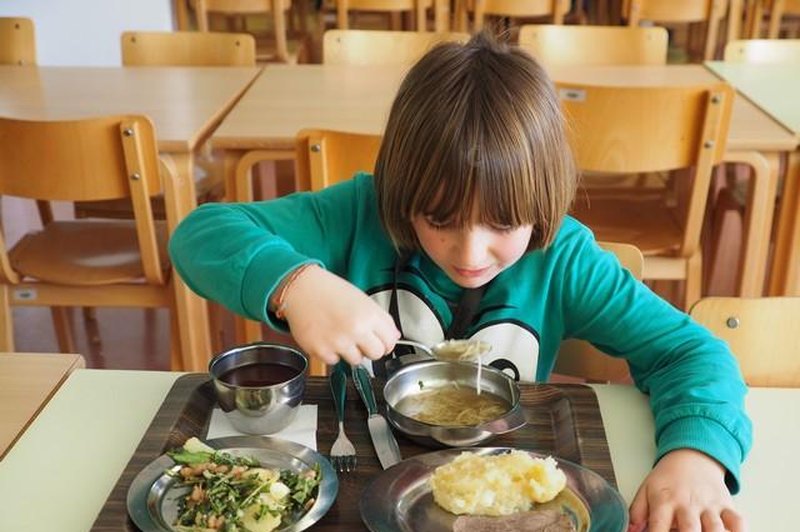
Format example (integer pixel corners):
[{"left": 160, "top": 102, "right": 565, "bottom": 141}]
[{"left": 430, "top": 451, "right": 567, "bottom": 516}]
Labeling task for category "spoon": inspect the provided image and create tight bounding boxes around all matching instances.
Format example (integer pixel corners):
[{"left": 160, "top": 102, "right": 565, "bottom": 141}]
[
  {"left": 395, "top": 338, "right": 492, "bottom": 362},
  {"left": 395, "top": 339, "right": 492, "bottom": 395}
]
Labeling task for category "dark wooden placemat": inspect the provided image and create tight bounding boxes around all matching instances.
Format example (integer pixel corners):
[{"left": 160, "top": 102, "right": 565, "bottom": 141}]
[{"left": 93, "top": 374, "right": 615, "bottom": 531}]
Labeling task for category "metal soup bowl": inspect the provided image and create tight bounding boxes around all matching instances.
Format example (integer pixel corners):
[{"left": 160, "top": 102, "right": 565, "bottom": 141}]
[
  {"left": 383, "top": 360, "right": 525, "bottom": 447},
  {"left": 208, "top": 342, "right": 308, "bottom": 435}
]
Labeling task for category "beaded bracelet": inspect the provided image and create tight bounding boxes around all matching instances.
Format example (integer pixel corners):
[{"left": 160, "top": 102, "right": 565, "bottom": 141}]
[{"left": 273, "top": 263, "right": 317, "bottom": 320}]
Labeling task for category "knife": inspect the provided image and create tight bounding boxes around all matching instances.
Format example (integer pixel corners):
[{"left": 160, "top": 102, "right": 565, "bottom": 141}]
[{"left": 351, "top": 364, "right": 402, "bottom": 469}]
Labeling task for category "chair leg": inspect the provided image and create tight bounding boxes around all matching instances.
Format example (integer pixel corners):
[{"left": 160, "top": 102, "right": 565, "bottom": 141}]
[
  {"left": 82, "top": 307, "right": 102, "bottom": 348},
  {"left": 169, "top": 304, "right": 183, "bottom": 371},
  {"left": 683, "top": 251, "right": 703, "bottom": 311},
  {"left": 235, "top": 316, "right": 263, "bottom": 345},
  {"left": 51, "top": 306, "right": 76, "bottom": 353},
  {"left": 0, "top": 285, "right": 14, "bottom": 351}
]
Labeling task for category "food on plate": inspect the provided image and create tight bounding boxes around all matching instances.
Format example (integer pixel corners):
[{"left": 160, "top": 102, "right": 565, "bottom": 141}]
[
  {"left": 430, "top": 451, "right": 567, "bottom": 516},
  {"left": 167, "top": 437, "right": 320, "bottom": 531},
  {"left": 453, "top": 509, "right": 576, "bottom": 532},
  {"left": 395, "top": 384, "right": 510, "bottom": 426}
]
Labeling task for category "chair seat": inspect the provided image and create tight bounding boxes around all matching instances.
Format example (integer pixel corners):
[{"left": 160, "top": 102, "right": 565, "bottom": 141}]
[
  {"left": 571, "top": 196, "right": 683, "bottom": 256},
  {"left": 9, "top": 220, "right": 170, "bottom": 285}
]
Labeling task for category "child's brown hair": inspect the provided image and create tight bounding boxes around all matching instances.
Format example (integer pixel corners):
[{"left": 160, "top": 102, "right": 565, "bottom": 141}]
[{"left": 375, "top": 31, "right": 576, "bottom": 252}]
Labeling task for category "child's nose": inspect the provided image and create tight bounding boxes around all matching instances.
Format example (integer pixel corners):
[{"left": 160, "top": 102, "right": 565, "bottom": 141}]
[{"left": 456, "top": 227, "right": 491, "bottom": 265}]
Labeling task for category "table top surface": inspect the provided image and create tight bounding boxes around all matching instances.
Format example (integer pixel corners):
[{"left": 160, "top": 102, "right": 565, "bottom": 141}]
[
  {"left": 0, "top": 353, "right": 84, "bottom": 459},
  {"left": 0, "top": 65, "right": 262, "bottom": 153},
  {"left": 0, "top": 369, "right": 795, "bottom": 531},
  {"left": 210, "top": 63, "right": 797, "bottom": 154},
  {"left": 706, "top": 61, "right": 800, "bottom": 136}
]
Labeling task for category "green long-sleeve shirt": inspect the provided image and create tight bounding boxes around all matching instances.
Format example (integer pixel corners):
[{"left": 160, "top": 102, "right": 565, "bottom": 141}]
[{"left": 169, "top": 172, "right": 752, "bottom": 492}]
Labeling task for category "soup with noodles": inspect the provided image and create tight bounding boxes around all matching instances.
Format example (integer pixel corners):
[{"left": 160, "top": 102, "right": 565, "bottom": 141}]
[{"left": 396, "top": 385, "right": 510, "bottom": 426}]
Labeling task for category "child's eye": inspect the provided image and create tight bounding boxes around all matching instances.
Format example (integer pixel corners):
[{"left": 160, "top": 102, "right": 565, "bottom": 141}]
[
  {"left": 424, "top": 215, "right": 453, "bottom": 230},
  {"left": 489, "top": 223, "right": 515, "bottom": 233}
]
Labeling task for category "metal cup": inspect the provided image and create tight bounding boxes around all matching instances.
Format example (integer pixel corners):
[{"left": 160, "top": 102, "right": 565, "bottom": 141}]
[{"left": 208, "top": 342, "right": 308, "bottom": 435}]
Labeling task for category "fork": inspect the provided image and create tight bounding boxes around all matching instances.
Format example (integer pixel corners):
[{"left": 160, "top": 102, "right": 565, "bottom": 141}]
[{"left": 329, "top": 363, "right": 356, "bottom": 473}]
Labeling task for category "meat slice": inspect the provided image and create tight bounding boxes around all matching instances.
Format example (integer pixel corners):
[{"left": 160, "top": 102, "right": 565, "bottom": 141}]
[{"left": 452, "top": 509, "right": 577, "bottom": 532}]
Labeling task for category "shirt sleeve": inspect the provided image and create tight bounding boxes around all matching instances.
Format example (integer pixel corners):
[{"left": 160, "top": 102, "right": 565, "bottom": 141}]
[
  {"left": 168, "top": 174, "right": 367, "bottom": 328},
  {"left": 558, "top": 225, "right": 752, "bottom": 493}
]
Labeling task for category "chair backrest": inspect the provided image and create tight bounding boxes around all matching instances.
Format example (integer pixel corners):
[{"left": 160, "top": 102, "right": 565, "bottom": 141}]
[
  {"left": 121, "top": 30, "right": 256, "bottom": 66},
  {"left": 690, "top": 296, "right": 800, "bottom": 387},
  {"left": 194, "top": 0, "right": 291, "bottom": 61},
  {"left": 557, "top": 81, "right": 733, "bottom": 258},
  {"left": 624, "top": 0, "right": 725, "bottom": 23},
  {"left": 0, "top": 116, "right": 166, "bottom": 284},
  {"left": 337, "top": 0, "right": 432, "bottom": 31},
  {"left": 624, "top": 0, "right": 726, "bottom": 59},
  {"left": 553, "top": 242, "right": 644, "bottom": 382},
  {"left": 518, "top": 25, "right": 668, "bottom": 67},
  {"left": 470, "top": 0, "right": 570, "bottom": 29},
  {"left": 723, "top": 38, "right": 800, "bottom": 63},
  {"left": 323, "top": 29, "right": 470, "bottom": 65},
  {"left": 767, "top": 0, "right": 800, "bottom": 38},
  {"left": 0, "top": 17, "right": 36, "bottom": 65},
  {"left": 295, "top": 129, "right": 382, "bottom": 192}
]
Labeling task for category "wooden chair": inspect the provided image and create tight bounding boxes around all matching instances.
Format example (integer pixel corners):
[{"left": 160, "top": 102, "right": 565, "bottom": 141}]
[
  {"left": 336, "top": 0, "right": 435, "bottom": 32},
  {"left": 623, "top": 0, "right": 729, "bottom": 60},
  {"left": 323, "top": 29, "right": 469, "bottom": 65},
  {"left": 745, "top": 0, "right": 800, "bottom": 38},
  {"left": 74, "top": 31, "right": 257, "bottom": 222},
  {"left": 0, "top": 115, "right": 184, "bottom": 369},
  {"left": 723, "top": 38, "right": 800, "bottom": 62},
  {"left": 120, "top": 30, "right": 256, "bottom": 66},
  {"left": 194, "top": 0, "right": 305, "bottom": 63},
  {"left": 295, "top": 129, "right": 382, "bottom": 192},
  {"left": 553, "top": 242, "right": 643, "bottom": 383},
  {"left": 454, "top": 0, "right": 571, "bottom": 32},
  {"left": 518, "top": 24, "right": 668, "bottom": 67},
  {"left": 690, "top": 296, "right": 800, "bottom": 386},
  {"left": 0, "top": 17, "right": 36, "bottom": 65},
  {"left": 767, "top": 0, "right": 800, "bottom": 37},
  {"left": 563, "top": 81, "right": 735, "bottom": 311}
]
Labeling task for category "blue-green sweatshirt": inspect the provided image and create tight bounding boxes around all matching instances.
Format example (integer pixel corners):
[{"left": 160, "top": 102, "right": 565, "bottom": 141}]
[{"left": 169, "top": 172, "right": 752, "bottom": 492}]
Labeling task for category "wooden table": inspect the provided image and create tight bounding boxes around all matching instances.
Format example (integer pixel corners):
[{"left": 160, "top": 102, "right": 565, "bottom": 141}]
[
  {"left": 0, "top": 65, "right": 262, "bottom": 371},
  {"left": 0, "top": 352, "right": 84, "bottom": 460},
  {"left": 0, "top": 369, "right": 793, "bottom": 531},
  {"left": 706, "top": 61, "right": 800, "bottom": 297},
  {"left": 214, "top": 63, "right": 796, "bottom": 298}
]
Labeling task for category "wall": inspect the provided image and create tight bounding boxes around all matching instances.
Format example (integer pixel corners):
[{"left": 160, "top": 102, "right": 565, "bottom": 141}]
[{"left": 0, "top": 0, "right": 174, "bottom": 66}]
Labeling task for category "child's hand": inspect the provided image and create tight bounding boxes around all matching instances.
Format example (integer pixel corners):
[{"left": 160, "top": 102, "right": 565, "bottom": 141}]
[
  {"left": 628, "top": 449, "right": 745, "bottom": 532},
  {"left": 279, "top": 265, "right": 400, "bottom": 366}
]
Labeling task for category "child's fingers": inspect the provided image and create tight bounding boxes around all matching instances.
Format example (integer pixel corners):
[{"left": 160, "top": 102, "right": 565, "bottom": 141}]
[
  {"left": 720, "top": 507, "right": 746, "bottom": 532},
  {"left": 673, "top": 505, "right": 701, "bottom": 532},
  {"left": 699, "top": 509, "right": 727, "bottom": 532},
  {"left": 357, "top": 332, "right": 389, "bottom": 361},
  {"left": 627, "top": 484, "right": 648, "bottom": 532},
  {"left": 375, "top": 321, "right": 401, "bottom": 355},
  {"left": 645, "top": 500, "right": 677, "bottom": 532}
]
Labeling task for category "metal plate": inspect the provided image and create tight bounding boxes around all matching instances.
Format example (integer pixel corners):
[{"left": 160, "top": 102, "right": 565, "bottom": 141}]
[
  {"left": 127, "top": 436, "right": 338, "bottom": 532},
  {"left": 360, "top": 447, "right": 627, "bottom": 532}
]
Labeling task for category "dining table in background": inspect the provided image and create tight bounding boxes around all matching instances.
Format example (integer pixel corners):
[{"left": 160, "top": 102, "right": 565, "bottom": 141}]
[
  {"left": 0, "top": 352, "right": 84, "bottom": 460},
  {"left": 706, "top": 61, "right": 800, "bottom": 297},
  {"left": 212, "top": 62, "right": 797, "bottom": 301},
  {"left": 0, "top": 65, "right": 262, "bottom": 372},
  {"left": 0, "top": 367, "right": 794, "bottom": 531}
]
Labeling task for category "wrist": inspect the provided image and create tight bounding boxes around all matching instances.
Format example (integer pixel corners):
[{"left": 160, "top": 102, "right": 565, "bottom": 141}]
[{"left": 271, "top": 263, "right": 318, "bottom": 320}]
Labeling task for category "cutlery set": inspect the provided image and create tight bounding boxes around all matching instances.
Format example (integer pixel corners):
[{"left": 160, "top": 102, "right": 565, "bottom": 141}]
[{"left": 328, "top": 361, "right": 402, "bottom": 473}]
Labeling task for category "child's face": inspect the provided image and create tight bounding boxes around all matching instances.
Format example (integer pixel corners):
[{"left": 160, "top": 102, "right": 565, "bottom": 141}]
[{"left": 411, "top": 211, "right": 532, "bottom": 289}]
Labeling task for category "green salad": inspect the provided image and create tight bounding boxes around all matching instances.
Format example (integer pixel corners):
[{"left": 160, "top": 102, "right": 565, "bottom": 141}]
[{"left": 167, "top": 437, "right": 321, "bottom": 532}]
